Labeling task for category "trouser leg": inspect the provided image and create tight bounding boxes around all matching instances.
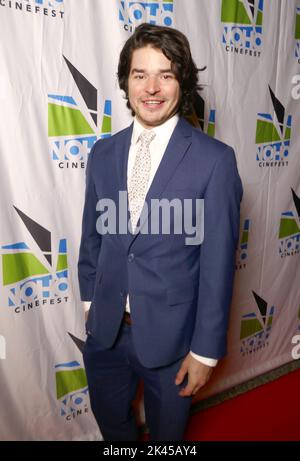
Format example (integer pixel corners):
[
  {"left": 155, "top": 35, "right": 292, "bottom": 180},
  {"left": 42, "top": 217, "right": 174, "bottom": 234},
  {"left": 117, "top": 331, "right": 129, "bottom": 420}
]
[
  {"left": 142, "top": 358, "right": 193, "bottom": 441},
  {"left": 83, "top": 325, "right": 139, "bottom": 441}
]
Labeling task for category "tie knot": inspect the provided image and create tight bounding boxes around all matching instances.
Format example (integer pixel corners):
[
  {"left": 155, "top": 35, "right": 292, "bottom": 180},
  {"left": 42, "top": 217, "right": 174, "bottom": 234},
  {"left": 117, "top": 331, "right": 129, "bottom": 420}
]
[{"left": 139, "top": 130, "right": 156, "bottom": 147}]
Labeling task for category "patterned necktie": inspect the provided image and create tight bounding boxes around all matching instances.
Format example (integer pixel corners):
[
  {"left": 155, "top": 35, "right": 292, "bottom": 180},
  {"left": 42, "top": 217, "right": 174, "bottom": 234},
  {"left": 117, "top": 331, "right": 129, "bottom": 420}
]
[{"left": 128, "top": 130, "right": 156, "bottom": 232}]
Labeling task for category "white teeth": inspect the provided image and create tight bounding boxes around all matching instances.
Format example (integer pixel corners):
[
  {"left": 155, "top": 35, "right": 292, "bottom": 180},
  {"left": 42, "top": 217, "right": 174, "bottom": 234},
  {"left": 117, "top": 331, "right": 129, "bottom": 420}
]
[{"left": 144, "top": 101, "right": 162, "bottom": 105}]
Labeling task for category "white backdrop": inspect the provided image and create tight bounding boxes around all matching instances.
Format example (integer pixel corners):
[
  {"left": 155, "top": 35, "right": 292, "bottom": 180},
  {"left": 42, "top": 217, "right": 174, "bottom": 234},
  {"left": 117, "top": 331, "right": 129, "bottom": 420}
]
[{"left": 0, "top": 0, "right": 299, "bottom": 440}]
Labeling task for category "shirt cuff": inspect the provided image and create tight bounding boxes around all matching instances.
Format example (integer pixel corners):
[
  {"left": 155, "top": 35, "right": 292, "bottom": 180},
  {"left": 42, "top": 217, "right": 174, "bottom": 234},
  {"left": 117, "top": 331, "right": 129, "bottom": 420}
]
[
  {"left": 190, "top": 351, "right": 218, "bottom": 367},
  {"left": 83, "top": 301, "right": 91, "bottom": 312}
]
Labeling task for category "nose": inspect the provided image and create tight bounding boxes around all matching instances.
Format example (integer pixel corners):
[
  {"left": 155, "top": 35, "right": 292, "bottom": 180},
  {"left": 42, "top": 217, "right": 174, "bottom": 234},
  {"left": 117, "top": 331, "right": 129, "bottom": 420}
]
[{"left": 145, "top": 75, "right": 160, "bottom": 94}]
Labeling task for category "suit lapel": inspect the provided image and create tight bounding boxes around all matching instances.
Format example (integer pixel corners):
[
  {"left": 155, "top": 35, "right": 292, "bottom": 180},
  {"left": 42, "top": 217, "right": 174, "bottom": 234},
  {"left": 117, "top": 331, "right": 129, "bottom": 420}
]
[
  {"left": 117, "top": 123, "right": 133, "bottom": 195},
  {"left": 114, "top": 123, "right": 133, "bottom": 250},
  {"left": 126, "top": 117, "right": 193, "bottom": 249}
]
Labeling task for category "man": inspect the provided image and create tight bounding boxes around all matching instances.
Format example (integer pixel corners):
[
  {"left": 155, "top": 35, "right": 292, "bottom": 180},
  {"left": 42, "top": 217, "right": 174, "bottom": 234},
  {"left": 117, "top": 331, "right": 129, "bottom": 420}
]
[{"left": 78, "top": 23, "right": 242, "bottom": 441}]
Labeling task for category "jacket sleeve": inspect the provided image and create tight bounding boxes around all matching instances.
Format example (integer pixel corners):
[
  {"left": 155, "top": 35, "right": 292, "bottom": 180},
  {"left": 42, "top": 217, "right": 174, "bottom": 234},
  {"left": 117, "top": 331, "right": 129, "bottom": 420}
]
[
  {"left": 190, "top": 146, "right": 243, "bottom": 359},
  {"left": 77, "top": 143, "right": 102, "bottom": 301}
]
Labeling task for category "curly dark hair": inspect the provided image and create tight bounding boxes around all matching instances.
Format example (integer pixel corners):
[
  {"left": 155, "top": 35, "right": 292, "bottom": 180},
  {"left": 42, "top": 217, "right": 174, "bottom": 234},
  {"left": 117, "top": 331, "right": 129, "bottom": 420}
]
[{"left": 117, "top": 23, "right": 204, "bottom": 117}]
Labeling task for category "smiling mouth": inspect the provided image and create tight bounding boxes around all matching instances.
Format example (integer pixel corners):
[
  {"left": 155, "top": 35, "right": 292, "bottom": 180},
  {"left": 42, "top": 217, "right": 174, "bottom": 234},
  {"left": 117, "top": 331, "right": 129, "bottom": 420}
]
[{"left": 142, "top": 99, "right": 164, "bottom": 108}]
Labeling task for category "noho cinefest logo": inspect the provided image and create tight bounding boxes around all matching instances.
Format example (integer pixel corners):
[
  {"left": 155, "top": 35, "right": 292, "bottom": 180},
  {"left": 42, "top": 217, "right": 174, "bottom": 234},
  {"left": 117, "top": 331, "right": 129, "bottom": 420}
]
[
  {"left": 55, "top": 334, "right": 89, "bottom": 421},
  {"left": 48, "top": 56, "right": 111, "bottom": 170},
  {"left": 55, "top": 361, "right": 88, "bottom": 420},
  {"left": 1, "top": 0, "right": 64, "bottom": 19},
  {"left": 221, "top": 0, "right": 263, "bottom": 57},
  {"left": 240, "top": 291, "right": 274, "bottom": 356},
  {"left": 279, "top": 189, "right": 300, "bottom": 259},
  {"left": 295, "top": 6, "right": 300, "bottom": 63},
  {"left": 1, "top": 207, "right": 69, "bottom": 314},
  {"left": 236, "top": 218, "right": 250, "bottom": 270},
  {"left": 255, "top": 86, "right": 292, "bottom": 168},
  {"left": 118, "top": 0, "right": 173, "bottom": 32}
]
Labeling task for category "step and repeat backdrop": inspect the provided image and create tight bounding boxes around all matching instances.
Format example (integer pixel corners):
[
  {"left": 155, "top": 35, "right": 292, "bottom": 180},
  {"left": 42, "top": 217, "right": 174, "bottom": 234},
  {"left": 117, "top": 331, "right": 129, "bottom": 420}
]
[{"left": 0, "top": 0, "right": 299, "bottom": 440}]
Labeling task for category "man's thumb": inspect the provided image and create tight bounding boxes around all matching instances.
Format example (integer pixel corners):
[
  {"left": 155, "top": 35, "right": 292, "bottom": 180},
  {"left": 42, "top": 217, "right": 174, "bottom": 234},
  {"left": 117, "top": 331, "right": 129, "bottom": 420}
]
[{"left": 175, "top": 364, "right": 187, "bottom": 385}]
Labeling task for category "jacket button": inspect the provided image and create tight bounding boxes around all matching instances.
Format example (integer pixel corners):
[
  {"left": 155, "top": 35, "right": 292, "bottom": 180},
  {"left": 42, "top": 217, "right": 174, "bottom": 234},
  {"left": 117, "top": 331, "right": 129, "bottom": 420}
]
[{"left": 128, "top": 253, "right": 135, "bottom": 262}]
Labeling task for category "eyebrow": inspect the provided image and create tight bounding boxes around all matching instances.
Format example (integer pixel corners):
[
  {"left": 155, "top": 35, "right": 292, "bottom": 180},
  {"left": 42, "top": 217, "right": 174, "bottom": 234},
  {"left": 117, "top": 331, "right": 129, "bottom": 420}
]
[{"left": 130, "top": 68, "right": 175, "bottom": 74}]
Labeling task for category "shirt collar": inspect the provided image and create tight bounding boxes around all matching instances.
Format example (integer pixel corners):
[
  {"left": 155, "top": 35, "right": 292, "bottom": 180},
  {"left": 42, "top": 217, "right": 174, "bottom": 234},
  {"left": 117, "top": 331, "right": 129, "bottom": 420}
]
[{"left": 131, "top": 114, "right": 179, "bottom": 145}]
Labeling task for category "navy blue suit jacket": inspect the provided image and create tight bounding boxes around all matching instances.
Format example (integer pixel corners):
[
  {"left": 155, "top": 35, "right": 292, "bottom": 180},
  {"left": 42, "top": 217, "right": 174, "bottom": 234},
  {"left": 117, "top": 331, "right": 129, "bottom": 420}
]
[{"left": 78, "top": 117, "right": 242, "bottom": 368}]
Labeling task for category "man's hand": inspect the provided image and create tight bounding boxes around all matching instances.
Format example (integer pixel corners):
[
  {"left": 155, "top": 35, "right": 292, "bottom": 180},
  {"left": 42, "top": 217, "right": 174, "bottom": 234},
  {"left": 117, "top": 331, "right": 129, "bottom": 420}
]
[{"left": 175, "top": 353, "right": 214, "bottom": 397}]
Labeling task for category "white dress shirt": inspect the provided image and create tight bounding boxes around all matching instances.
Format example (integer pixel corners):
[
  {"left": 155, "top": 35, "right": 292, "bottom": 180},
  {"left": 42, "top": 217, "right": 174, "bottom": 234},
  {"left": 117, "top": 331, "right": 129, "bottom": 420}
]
[{"left": 84, "top": 115, "right": 217, "bottom": 367}]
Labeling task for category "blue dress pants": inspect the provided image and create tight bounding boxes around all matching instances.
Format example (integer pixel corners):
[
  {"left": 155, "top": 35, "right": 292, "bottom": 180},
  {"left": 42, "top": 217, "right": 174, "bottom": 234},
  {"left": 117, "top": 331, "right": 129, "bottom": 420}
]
[{"left": 83, "top": 321, "right": 193, "bottom": 441}]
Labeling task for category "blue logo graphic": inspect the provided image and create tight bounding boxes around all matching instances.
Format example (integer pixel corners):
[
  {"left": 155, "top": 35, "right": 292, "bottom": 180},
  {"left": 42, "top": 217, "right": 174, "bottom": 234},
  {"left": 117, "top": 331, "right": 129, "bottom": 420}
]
[
  {"left": 119, "top": 0, "right": 173, "bottom": 32},
  {"left": 25, "top": 0, "right": 63, "bottom": 5}
]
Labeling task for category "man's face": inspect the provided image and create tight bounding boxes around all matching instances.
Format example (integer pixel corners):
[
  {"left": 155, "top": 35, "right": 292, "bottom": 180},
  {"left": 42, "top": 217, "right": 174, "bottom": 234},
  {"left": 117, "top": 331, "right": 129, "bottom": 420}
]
[{"left": 127, "top": 45, "right": 181, "bottom": 129}]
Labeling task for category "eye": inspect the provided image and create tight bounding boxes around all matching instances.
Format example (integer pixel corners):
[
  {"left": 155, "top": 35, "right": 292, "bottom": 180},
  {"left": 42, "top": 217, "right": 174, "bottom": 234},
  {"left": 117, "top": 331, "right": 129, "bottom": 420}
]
[
  {"left": 134, "top": 74, "right": 145, "bottom": 80},
  {"left": 162, "top": 74, "right": 173, "bottom": 80}
]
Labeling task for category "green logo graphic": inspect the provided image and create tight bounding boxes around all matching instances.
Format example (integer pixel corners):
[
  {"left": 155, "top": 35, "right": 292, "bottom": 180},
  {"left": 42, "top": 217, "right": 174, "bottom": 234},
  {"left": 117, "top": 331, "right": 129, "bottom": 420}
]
[
  {"left": 295, "top": 6, "right": 300, "bottom": 61},
  {"left": 295, "top": 7, "right": 300, "bottom": 39},
  {"left": 56, "top": 363, "right": 87, "bottom": 400},
  {"left": 221, "top": 0, "right": 263, "bottom": 26}
]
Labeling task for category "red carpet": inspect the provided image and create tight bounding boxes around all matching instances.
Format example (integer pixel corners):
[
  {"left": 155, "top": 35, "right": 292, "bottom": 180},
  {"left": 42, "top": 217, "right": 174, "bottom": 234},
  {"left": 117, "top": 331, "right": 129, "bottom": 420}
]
[{"left": 184, "top": 367, "right": 300, "bottom": 441}]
